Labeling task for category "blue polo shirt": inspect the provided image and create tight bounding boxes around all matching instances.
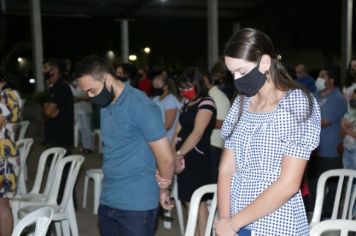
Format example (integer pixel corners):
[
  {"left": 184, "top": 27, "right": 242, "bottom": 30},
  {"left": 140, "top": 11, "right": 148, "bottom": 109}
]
[
  {"left": 100, "top": 84, "right": 166, "bottom": 210},
  {"left": 315, "top": 89, "right": 347, "bottom": 157}
]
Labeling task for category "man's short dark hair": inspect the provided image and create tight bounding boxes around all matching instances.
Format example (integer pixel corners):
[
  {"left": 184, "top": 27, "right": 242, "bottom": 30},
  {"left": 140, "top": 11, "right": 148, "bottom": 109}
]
[
  {"left": 74, "top": 55, "right": 116, "bottom": 81},
  {"left": 43, "top": 57, "right": 63, "bottom": 74}
]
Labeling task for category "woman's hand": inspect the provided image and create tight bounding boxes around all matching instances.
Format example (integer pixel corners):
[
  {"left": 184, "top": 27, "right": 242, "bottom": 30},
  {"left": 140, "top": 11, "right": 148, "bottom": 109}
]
[{"left": 214, "top": 218, "right": 237, "bottom": 236}]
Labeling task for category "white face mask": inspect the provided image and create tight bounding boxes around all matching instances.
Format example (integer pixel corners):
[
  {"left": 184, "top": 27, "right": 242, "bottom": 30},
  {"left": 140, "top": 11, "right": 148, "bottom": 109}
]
[{"left": 315, "top": 77, "right": 326, "bottom": 91}]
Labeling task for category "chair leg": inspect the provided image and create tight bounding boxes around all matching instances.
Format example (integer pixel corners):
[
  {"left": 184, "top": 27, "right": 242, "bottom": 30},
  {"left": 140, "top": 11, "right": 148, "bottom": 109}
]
[
  {"left": 93, "top": 176, "right": 102, "bottom": 215},
  {"left": 24, "top": 164, "right": 28, "bottom": 181},
  {"left": 176, "top": 199, "right": 185, "bottom": 235},
  {"left": 55, "top": 221, "right": 62, "bottom": 236},
  {"left": 61, "top": 220, "right": 70, "bottom": 236},
  {"left": 68, "top": 200, "right": 79, "bottom": 236},
  {"left": 82, "top": 174, "right": 89, "bottom": 208},
  {"left": 18, "top": 172, "right": 27, "bottom": 194},
  {"left": 172, "top": 176, "right": 185, "bottom": 235},
  {"left": 10, "top": 200, "right": 19, "bottom": 227}
]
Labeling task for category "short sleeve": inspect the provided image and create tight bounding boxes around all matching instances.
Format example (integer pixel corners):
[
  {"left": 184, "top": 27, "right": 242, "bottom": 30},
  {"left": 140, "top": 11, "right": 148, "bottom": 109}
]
[
  {"left": 50, "top": 84, "right": 70, "bottom": 107},
  {"left": 198, "top": 97, "right": 216, "bottom": 113},
  {"left": 134, "top": 100, "right": 166, "bottom": 142},
  {"left": 163, "top": 95, "right": 181, "bottom": 111},
  {"left": 221, "top": 96, "right": 242, "bottom": 149},
  {"left": 281, "top": 90, "right": 321, "bottom": 160}
]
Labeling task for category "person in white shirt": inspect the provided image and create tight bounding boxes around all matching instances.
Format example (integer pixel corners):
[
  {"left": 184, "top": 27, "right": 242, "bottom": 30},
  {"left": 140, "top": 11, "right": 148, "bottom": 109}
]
[{"left": 70, "top": 80, "right": 93, "bottom": 153}]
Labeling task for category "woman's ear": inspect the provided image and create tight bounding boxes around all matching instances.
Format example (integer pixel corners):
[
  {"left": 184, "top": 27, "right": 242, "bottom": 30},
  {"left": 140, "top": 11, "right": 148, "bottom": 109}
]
[{"left": 259, "top": 54, "right": 271, "bottom": 74}]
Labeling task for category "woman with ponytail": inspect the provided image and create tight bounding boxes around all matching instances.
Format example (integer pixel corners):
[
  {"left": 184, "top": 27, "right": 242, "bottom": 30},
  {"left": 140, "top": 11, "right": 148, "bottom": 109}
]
[{"left": 214, "top": 28, "right": 321, "bottom": 235}]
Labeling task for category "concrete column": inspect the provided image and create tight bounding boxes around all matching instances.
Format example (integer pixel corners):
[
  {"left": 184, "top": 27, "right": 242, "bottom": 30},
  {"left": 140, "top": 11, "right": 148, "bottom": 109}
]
[
  {"left": 120, "top": 20, "right": 129, "bottom": 63},
  {"left": 207, "top": 0, "right": 218, "bottom": 70},
  {"left": 30, "top": 0, "right": 44, "bottom": 91},
  {"left": 341, "top": 0, "right": 353, "bottom": 86}
]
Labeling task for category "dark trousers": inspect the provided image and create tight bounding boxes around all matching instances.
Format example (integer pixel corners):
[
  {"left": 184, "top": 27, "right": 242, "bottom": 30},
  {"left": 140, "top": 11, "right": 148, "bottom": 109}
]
[
  {"left": 307, "top": 156, "right": 343, "bottom": 218},
  {"left": 98, "top": 205, "right": 158, "bottom": 236}
]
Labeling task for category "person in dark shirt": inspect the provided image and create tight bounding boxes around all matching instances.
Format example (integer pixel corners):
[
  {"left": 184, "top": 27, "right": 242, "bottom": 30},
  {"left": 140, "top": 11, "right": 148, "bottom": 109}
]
[{"left": 42, "top": 58, "right": 75, "bottom": 205}]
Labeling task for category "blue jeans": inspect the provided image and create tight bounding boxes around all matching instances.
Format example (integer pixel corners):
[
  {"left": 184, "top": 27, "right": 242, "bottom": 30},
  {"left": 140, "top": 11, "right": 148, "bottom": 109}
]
[{"left": 98, "top": 205, "right": 158, "bottom": 236}]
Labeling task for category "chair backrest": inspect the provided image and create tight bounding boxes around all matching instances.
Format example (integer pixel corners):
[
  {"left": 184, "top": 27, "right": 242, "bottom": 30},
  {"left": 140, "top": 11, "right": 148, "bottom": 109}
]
[
  {"left": 12, "top": 206, "right": 54, "bottom": 236},
  {"left": 16, "top": 138, "right": 34, "bottom": 194},
  {"left": 29, "top": 147, "right": 67, "bottom": 195},
  {"left": 17, "top": 120, "right": 30, "bottom": 141},
  {"left": 46, "top": 155, "right": 84, "bottom": 207},
  {"left": 310, "top": 219, "right": 356, "bottom": 236},
  {"left": 310, "top": 168, "right": 356, "bottom": 227},
  {"left": 185, "top": 184, "right": 217, "bottom": 236}
]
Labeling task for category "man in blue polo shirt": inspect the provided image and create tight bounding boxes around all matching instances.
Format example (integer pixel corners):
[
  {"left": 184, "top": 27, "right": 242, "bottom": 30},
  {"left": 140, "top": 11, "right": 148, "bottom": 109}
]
[
  {"left": 309, "top": 69, "right": 347, "bottom": 218},
  {"left": 74, "top": 55, "right": 174, "bottom": 236}
]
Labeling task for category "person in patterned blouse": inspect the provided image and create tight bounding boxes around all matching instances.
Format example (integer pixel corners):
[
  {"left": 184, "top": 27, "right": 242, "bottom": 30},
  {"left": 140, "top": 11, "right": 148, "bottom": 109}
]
[
  {"left": 0, "top": 70, "right": 22, "bottom": 236},
  {"left": 214, "top": 28, "right": 321, "bottom": 236}
]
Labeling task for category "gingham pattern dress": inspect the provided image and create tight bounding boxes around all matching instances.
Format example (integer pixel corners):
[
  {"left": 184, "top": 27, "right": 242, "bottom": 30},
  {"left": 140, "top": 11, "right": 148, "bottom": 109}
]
[{"left": 221, "top": 89, "right": 321, "bottom": 235}]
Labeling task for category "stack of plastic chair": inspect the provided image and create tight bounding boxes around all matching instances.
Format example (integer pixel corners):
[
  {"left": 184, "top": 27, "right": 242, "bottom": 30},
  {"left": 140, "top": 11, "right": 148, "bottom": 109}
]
[
  {"left": 16, "top": 155, "right": 84, "bottom": 236},
  {"left": 12, "top": 207, "right": 54, "bottom": 236},
  {"left": 310, "top": 219, "right": 356, "bottom": 236},
  {"left": 16, "top": 121, "right": 30, "bottom": 181},
  {"left": 11, "top": 147, "right": 67, "bottom": 225},
  {"left": 185, "top": 184, "right": 217, "bottom": 236},
  {"left": 16, "top": 138, "right": 34, "bottom": 194},
  {"left": 310, "top": 169, "right": 356, "bottom": 228}
]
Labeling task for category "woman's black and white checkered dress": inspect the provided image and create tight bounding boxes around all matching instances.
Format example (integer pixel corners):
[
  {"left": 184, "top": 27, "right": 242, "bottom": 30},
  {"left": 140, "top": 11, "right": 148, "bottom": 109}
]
[{"left": 221, "top": 89, "right": 321, "bottom": 235}]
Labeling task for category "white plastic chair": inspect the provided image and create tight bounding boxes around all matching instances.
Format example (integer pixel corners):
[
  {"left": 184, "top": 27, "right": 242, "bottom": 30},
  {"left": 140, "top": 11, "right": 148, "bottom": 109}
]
[
  {"left": 82, "top": 168, "right": 104, "bottom": 214},
  {"left": 163, "top": 175, "right": 185, "bottom": 235},
  {"left": 11, "top": 147, "right": 67, "bottom": 225},
  {"left": 92, "top": 129, "right": 102, "bottom": 153},
  {"left": 185, "top": 184, "right": 217, "bottom": 236},
  {"left": 16, "top": 121, "right": 31, "bottom": 181},
  {"left": 310, "top": 219, "right": 356, "bottom": 236},
  {"left": 16, "top": 138, "right": 34, "bottom": 194},
  {"left": 310, "top": 168, "right": 356, "bottom": 227},
  {"left": 17, "top": 155, "right": 85, "bottom": 236},
  {"left": 17, "top": 120, "right": 30, "bottom": 141},
  {"left": 12, "top": 207, "right": 54, "bottom": 236}
]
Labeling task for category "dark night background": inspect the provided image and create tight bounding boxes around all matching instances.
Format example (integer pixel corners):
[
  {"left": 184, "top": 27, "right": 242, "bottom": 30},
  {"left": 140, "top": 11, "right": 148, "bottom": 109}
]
[{"left": 0, "top": 0, "right": 355, "bottom": 93}]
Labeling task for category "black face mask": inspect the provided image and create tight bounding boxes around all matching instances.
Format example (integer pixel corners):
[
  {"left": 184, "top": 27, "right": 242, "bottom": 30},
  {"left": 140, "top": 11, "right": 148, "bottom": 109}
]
[
  {"left": 234, "top": 65, "right": 267, "bottom": 97},
  {"left": 151, "top": 88, "right": 164, "bottom": 96},
  {"left": 90, "top": 81, "right": 114, "bottom": 108},
  {"left": 117, "top": 76, "right": 128, "bottom": 82},
  {"left": 350, "top": 98, "right": 356, "bottom": 109}
]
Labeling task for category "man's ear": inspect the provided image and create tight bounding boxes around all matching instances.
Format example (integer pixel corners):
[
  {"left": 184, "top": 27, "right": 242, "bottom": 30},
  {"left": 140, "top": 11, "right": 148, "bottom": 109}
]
[{"left": 259, "top": 54, "right": 271, "bottom": 74}]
